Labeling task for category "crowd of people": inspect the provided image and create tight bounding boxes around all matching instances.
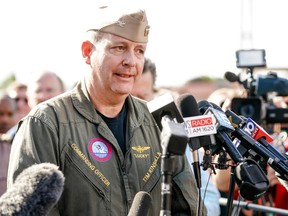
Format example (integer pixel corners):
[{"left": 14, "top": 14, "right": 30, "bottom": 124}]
[
  {"left": 0, "top": 70, "right": 66, "bottom": 196},
  {"left": 0, "top": 4, "right": 287, "bottom": 216}
]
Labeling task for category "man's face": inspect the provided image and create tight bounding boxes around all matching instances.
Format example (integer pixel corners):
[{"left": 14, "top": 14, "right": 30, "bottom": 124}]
[
  {"left": 28, "top": 74, "right": 64, "bottom": 107},
  {"left": 131, "top": 70, "right": 154, "bottom": 101},
  {"left": 0, "top": 98, "right": 16, "bottom": 134},
  {"left": 10, "top": 88, "right": 30, "bottom": 120},
  {"left": 89, "top": 33, "right": 147, "bottom": 96}
]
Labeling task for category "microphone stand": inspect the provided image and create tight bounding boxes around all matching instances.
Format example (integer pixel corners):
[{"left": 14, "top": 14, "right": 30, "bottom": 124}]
[
  {"left": 189, "top": 148, "right": 202, "bottom": 216},
  {"left": 215, "top": 150, "right": 237, "bottom": 216},
  {"left": 159, "top": 115, "right": 188, "bottom": 216},
  {"left": 226, "top": 165, "right": 236, "bottom": 216},
  {"left": 160, "top": 151, "right": 175, "bottom": 216},
  {"left": 225, "top": 158, "right": 270, "bottom": 216}
]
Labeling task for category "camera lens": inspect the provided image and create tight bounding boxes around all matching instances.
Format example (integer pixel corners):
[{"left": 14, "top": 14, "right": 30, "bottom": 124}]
[{"left": 239, "top": 104, "right": 255, "bottom": 118}]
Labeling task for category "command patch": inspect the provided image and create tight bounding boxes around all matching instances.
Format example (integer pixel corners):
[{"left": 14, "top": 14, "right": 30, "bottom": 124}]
[{"left": 88, "top": 138, "right": 112, "bottom": 162}]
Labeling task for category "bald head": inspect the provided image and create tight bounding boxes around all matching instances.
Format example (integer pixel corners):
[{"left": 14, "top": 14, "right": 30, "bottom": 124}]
[{"left": 28, "top": 71, "right": 65, "bottom": 107}]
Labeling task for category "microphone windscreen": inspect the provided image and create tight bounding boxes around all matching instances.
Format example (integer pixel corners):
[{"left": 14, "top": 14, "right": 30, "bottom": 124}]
[
  {"left": 0, "top": 163, "right": 64, "bottom": 216},
  {"left": 225, "top": 71, "right": 239, "bottom": 82},
  {"left": 209, "top": 102, "right": 223, "bottom": 111},
  {"left": 147, "top": 93, "right": 184, "bottom": 131},
  {"left": 198, "top": 100, "right": 212, "bottom": 114},
  {"left": 176, "top": 93, "right": 200, "bottom": 117},
  {"left": 127, "top": 191, "right": 152, "bottom": 216}
]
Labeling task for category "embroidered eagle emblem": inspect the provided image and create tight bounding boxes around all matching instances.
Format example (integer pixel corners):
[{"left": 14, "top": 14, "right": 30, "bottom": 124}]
[
  {"left": 132, "top": 146, "right": 150, "bottom": 153},
  {"left": 116, "top": 20, "right": 126, "bottom": 27}
]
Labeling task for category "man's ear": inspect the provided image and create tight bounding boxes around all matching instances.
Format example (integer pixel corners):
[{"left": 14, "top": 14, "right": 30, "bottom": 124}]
[{"left": 81, "top": 41, "right": 92, "bottom": 64}]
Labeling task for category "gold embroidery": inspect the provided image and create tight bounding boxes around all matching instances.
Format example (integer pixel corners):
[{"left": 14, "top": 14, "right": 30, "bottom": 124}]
[
  {"left": 132, "top": 146, "right": 150, "bottom": 153},
  {"left": 71, "top": 143, "right": 110, "bottom": 186},
  {"left": 143, "top": 152, "right": 161, "bottom": 182}
]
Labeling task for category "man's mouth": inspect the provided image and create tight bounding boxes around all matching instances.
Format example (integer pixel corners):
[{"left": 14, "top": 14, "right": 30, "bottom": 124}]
[{"left": 117, "top": 73, "right": 132, "bottom": 78}]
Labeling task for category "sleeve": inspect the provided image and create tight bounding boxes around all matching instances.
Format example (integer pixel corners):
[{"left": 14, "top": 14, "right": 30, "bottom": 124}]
[
  {"left": 171, "top": 154, "right": 207, "bottom": 216},
  {"left": 7, "top": 109, "right": 60, "bottom": 188}
]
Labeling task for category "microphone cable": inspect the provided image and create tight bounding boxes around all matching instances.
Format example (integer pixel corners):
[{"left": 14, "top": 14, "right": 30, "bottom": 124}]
[{"left": 201, "top": 171, "right": 212, "bottom": 204}]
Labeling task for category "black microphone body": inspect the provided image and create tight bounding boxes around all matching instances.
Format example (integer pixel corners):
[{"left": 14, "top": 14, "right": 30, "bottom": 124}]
[
  {"left": 243, "top": 117, "right": 287, "bottom": 161},
  {"left": 198, "top": 100, "right": 244, "bottom": 164},
  {"left": 225, "top": 109, "right": 288, "bottom": 180},
  {"left": 0, "top": 163, "right": 64, "bottom": 216},
  {"left": 127, "top": 191, "right": 152, "bottom": 216},
  {"left": 176, "top": 93, "right": 202, "bottom": 189},
  {"left": 199, "top": 101, "right": 270, "bottom": 200},
  {"left": 225, "top": 71, "right": 240, "bottom": 83},
  {"left": 147, "top": 93, "right": 188, "bottom": 155},
  {"left": 147, "top": 93, "right": 188, "bottom": 215}
]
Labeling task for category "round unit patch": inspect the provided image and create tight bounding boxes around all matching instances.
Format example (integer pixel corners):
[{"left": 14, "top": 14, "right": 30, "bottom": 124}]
[{"left": 88, "top": 138, "right": 112, "bottom": 162}]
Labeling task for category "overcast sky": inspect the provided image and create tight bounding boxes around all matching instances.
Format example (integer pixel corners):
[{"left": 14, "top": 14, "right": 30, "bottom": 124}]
[{"left": 1, "top": 0, "right": 288, "bottom": 89}]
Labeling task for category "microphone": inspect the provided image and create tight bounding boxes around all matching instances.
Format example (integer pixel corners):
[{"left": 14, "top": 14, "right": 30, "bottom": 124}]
[
  {"left": 225, "top": 109, "right": 288, "bottom": 180},
  {"left": 147, "top": 93, "right": 188, "bottom": 155},
  {"left": 0, "top": 163, "right": 64, "bottom": 216},
  {"left": 242, "top": 117, "right": 287, "bottom": 161},
  {"left": 176, "top": 93, "right": 203, "bottom": 189},
  {"left": 224, "top": 71, "right": 240, "bottom": 83},
  {"left": 196, "top": 101, "right": 219, "bottom": 171},
  {"left": 147, "top": 93, "right": 184, "bottom": 131},
  {"left": 276, "top": 153, "right": 288, "bottom": 190},
  {"left": 198, "top": 100, "right": 244, "bottom": 164},
  {"left": 127, "top": 191, "right": 152, "bottom": 216},
  {"left": 147, "top": 93, "right": 188, "bottom": 214},
  {"left": 200, "top": 101, "right": 270, "bottom": 200}
]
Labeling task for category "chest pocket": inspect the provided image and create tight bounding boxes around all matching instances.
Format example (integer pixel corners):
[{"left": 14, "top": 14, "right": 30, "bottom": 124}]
[{"left": 62, "top": 142, "right": 111, "bottom": 201}]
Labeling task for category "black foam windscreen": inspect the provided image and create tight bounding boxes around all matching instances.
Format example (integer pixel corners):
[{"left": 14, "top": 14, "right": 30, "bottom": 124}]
[
  {"left": 127, "top": 191, "right": 152, "bottom": 216},
  {"left": 176, "top": 93, "right": 199, "bottom": 117},
  {"left": 197, "top": 100, "right": 212, "bottom": 115},
  {"left": 234, "top": 159, "right": 269, "bottom": 200},
  {"left": 147, "top": 93, "right": 183, "bottom": 131},
  {"left": 0, "top": 163, "right": 64, "bottom": 216},
  {"left": 225, "top": 71, "right": 239, "bottom": 83}
]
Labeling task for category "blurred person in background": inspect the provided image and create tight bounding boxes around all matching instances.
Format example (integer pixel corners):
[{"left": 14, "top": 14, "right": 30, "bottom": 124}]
[
  {"left": 177, "top": 77, "right": 230, "bottom": 102},
  {"left": 131, "top": 57, "right": 177, "bottom": 101},
  {"left": 0, "top": 94, "right": 16, "bottom": 135},
  {"left": 0, "top": 93, "right": 16, "bottom": 196},
  {"left": 131, "top": 57, "right": 157, "bottom": 101},
  {"left": 7, "top": 81, "right": 30, "bottom": 123},
  {"left": 6, "top": 72, "right": 65, "bottom": 141},
  {"left": 27, "top": 70, "right": 65, "bottom": 108}
]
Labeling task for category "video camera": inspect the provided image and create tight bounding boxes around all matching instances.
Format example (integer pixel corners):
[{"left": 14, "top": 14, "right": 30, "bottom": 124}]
[{"left": 226, "top": 49, "right": 288, "bottom": 125}]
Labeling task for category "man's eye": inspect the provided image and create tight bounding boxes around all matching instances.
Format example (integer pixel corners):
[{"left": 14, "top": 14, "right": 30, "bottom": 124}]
[
  {"left": 115, "top": 46, "right": 125, "bottom": 51},
  {"left": 137, "top": 49, "right": 145, "bottom": 55}
]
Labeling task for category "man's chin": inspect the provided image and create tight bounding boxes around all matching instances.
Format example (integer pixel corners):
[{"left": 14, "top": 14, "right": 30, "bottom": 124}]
[{"left": 112, "top": 86, "right": 133, "bottom": 96}]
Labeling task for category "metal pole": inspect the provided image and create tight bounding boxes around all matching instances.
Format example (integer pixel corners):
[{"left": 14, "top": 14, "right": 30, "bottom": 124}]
[{"left": 220, "top": 197, "right": 288, "bottom": 215}]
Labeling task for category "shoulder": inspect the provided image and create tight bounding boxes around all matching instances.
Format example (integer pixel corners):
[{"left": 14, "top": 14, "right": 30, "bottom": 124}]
[
  {"left": 128, "top": 95, "right": 151, "bottom": 116},
  {"left": 30, "top": 91, "right": 72, "bottom": 115},
  {"left": 127, "top": 95, "right": 158, "bottom": 126},
  {"left": 130, "top": 95, "right": 148, "bottom": 108},
  {"left": 23, "top": 90, "right": 74, "bottom": 129}
]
